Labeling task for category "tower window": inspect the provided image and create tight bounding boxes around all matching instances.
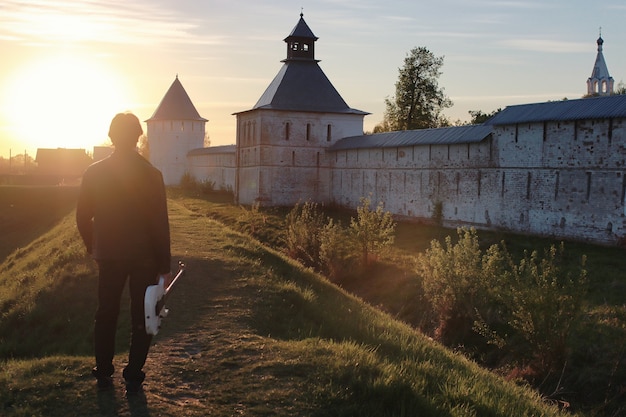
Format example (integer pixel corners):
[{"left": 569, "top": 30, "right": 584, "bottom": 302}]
[
  {"left": 285, "top": 122, "right": 290, "bottom": 140},
  {"left": 327, "top": 124, "right": 332, "bottom": 141},
  {"left": 306, "top": 123, "right": 311, "bottom": 140}
]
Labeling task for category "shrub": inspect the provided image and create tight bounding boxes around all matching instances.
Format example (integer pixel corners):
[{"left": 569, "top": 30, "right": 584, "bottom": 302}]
[
  {"left": 238, "top": 201, "right": 266, "bottom": 238},
  {"left": 319, "top": 218, "right": 356, "bottom": 280},
  {"left": 500, "top": 243, "right": 587, "bottom": 372},
  {"left": 417, "top": 228, "right": 588, "bottom": 374},
  {"left": 285, "top": 201, "right": 327, "bottom": 268},
  {"left": 349, "top": 197, "right": 396, "bottom": 266},
  {"left": 416, "top": 228, "right": 496, "bottom": 343},
  {"left": 179, "top": 172, "right": 197, "bottom": 189}
]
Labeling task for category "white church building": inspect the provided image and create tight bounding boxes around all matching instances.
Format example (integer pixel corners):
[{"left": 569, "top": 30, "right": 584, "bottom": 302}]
[{"left": 147, "top": 15, "right": 626, "bottom": 246}]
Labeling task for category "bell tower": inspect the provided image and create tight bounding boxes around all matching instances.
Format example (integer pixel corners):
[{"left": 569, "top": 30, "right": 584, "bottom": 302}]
[
  {"left": 233, "top": 13, "right": 368, "bottom": 206},
  {"left": 284, "top": 12, "right": 318, "bottom": 61},
  {"left": 587, "top": 30, "right": 614, "bottom": 96}
]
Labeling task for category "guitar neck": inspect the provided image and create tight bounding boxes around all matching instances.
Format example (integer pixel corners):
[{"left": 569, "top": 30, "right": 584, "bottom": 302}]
[{"left": 157, "top": 264, "right": 185, "bottom": 311}]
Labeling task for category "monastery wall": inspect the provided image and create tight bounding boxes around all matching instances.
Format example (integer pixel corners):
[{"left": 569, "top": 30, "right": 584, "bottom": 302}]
[
  {"left": 184, "top": 116, "right": 626, "bottom": 245},
  {"left": 187, "top": 146, "right": 236, "bottom": 192},
  {"left": 329, "top": 118, "right": 626, "bottom": 245}
]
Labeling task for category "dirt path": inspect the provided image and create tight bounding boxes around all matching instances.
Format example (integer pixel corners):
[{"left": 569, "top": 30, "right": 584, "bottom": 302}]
[{"left": 92, "top": 200, "right": 310, "bottom": 417}]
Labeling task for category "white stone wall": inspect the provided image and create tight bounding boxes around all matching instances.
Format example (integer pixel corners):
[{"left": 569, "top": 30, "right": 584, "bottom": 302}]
[
  {"left": 329, "top": 119, "right": 626, "bottom": 245},
  {"left": 188, "top": 150, "right": 236, "bottom": 192},
  {"left": 147, "top": 120, "right": 205, "bottom": 186},
  {"left": 182, "top": 110, "right": 626, "bottom": 245},
  {"left": 236, "top": 109, "right": 365, "bottom": 206}
]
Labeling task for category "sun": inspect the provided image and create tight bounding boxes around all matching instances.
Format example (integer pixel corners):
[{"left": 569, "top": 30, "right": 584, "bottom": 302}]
[{"left": 2, "top": 54, "right": 134, "bottom": 154}]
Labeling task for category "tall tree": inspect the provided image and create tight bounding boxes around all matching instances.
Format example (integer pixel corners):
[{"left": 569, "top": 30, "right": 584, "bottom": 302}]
[{"left": 378, "top": 47, "right": 452, "bottom": 132}]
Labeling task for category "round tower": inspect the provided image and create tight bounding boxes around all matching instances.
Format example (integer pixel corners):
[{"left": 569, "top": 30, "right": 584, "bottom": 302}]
[{"left": 146, "top": 76, "right": 208, "bottom": 185}]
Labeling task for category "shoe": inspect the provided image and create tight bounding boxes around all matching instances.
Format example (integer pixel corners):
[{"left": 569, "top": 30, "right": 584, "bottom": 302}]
[
  {"left": 92, "top": 368, "right": 114, "bottom": 391},
  {"left": 122, "top": 368, "right": 145, "bottom": 395},
  {"left": 125, "top": 379, "right": 143, "bottom": 396}
]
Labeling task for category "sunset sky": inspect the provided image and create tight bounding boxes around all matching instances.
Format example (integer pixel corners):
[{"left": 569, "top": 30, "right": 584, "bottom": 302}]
[{"left": 1, "top": 0, "right": 625, "bottom": 158}]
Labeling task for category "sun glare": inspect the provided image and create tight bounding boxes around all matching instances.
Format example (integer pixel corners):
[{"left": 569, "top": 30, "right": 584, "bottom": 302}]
[{"left": 3, "top": 55, "right": 133, "bottom": 153}]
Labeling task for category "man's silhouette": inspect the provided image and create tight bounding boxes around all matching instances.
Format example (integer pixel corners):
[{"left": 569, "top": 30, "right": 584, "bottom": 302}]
[{"left": 76, "top": 112, "right": 171, "bottom": 394}]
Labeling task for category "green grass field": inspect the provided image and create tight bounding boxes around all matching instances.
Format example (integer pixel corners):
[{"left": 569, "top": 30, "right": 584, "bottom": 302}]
[{"left": 0, "top": 186, "right": 623, "bottom": 416}]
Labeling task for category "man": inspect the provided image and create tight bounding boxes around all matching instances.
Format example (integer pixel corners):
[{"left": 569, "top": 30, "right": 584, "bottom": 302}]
[{"left": 76, "top": 112, "right": 171, "bottom": 394}]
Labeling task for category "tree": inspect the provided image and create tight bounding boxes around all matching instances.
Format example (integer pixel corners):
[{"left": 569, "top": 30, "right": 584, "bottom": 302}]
[
  {"left": 377, "top": 47, "right": 452, "bottom": 132},
  {"left": 138, "top": 134, "right": 150, "bottom": 159},
  {"left": 468, "top": 108, "right": 502, "bottom": 124}
]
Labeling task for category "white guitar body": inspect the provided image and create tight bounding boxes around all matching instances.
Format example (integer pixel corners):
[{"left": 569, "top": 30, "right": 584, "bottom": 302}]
[
  {"left": 144, "top": 262, "right": 185, "bottom": 336},
  {"left": 144, "top": 276, "right": 168, "bottom": 335}
]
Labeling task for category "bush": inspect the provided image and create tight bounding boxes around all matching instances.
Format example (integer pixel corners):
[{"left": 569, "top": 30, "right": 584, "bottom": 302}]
[
  {"left": 238, "top": 201, "right": 266, "bottom": 238},
  {"left": 349, "top": 197, "right": 396, "bottom": 266},
  {"left": 285, "top": 199, "right": 390, "bottom": 278},
  {"left": 416, "top": 228, "right": 495, "bottom": 343},
  {"left": 179, "top": 172, "right": 197, "bottom": 189},
  {"left": 499, "top": 243, "right": 587, "bottom": 372},
  {"left": 285, "top": 201, "right": 327, "bottom": 268},
  {"left": 416, "top": 228, "right": 588, "bottom": 374},
  {"left": 319, "top": 218, "right": 356, "bottom": 280}
]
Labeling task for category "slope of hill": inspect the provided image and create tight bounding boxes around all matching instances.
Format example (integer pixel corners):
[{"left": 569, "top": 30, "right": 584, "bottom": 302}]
[
  {"left": 0, "top": 186, "right": 78, "bottom": 261},
  {"left": 0, "top": 188, "right": 573, "bottom": 416}
]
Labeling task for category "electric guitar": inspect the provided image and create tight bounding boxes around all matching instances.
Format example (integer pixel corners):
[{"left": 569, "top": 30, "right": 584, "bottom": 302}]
[{"left": 144, "top": 261, "right": 185, "bottom": 335}]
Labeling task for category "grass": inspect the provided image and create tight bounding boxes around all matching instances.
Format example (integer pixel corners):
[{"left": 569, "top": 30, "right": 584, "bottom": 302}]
[
  {"left": 169, "top": 189, "right": 626, "bottom": 416},
  {"left": 0, "top": 186, "right": 620, "bottom": 416}
]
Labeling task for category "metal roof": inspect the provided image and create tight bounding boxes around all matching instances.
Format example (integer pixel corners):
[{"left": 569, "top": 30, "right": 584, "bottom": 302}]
[
  {"left": 285, "top": 13, "right": 318, "bottom": 40},
  {"left": 330, "top": 124, "right": 493, "bottom": 151},
  {"left": 486, "top": 94, "right": 626, "bottom": 126},
  {"left": 589, "top": 36, "right": 611, "bottom": 81},
  {"left": 146, "top": 76, "right": 208, "bottom": 122},
  {"left": 248, "top": 61, "right": 368, "bottom": 115},
  {"left": 187, "top": 145, "right": 236, "bottom": 156}
]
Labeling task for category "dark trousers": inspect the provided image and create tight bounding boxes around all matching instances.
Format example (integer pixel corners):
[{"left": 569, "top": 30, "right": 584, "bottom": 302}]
[{"left": 94, "top": 259, "right": 158, "bottom": 381}]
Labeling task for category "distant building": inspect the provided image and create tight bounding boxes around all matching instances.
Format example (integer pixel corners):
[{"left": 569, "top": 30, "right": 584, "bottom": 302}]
[
  {"left": 587, "top": 32, "right": 614, "bottom": 96},
  {"left": 146, "top": 76, "right": 208, "bottom": 185},
  {"left": 148, "top": 15, "right": 626, "bottom": 246},
  {"left": 93, "top": 146, "right": 114, "bottom": 162},
  {"left": 35, "top": 148, "right": 92, "bottom": 181}
]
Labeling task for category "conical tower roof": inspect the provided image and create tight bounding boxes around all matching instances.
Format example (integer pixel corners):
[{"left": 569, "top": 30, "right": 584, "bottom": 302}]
[
  {"left": 242, "top": 14, "right": 367, "bottom": 115},
  {"left": 590, "top": 36, "right": 611, "bottom": 80},
  {"left": 284, "top": 12, "right": 318, "bottom": 41},
  {"left": 147, "top": 76, "right": 207, "bottom": 122}
]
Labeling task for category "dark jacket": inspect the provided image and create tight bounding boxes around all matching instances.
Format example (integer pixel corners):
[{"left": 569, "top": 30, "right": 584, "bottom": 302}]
[{"left": 76, "top": 150, "right": 171, "bottom": 274}]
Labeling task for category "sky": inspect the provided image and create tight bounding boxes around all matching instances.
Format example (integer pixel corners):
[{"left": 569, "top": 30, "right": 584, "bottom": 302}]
[{"left": 1, "top": 0, "right": 625, "bottom": 159}]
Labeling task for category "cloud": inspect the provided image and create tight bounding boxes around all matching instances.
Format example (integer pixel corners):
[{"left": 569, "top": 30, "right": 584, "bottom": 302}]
[
  {"left": 498, "top": 38, "right": 587, "bottom": 53},
  {"left": 0, "top": 0, "right": 224, "bottom": 46}
]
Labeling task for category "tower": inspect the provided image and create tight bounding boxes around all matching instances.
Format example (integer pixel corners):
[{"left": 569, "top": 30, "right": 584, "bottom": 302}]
[
  {"left": 587, "top": 31, "right": 614, "bottom": 96},
  {"left": 146, "top": 76, "right": 208, "bottom": 185},
  {"left": 234, "top": 13, "right": 369, "bottom": 206}
]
